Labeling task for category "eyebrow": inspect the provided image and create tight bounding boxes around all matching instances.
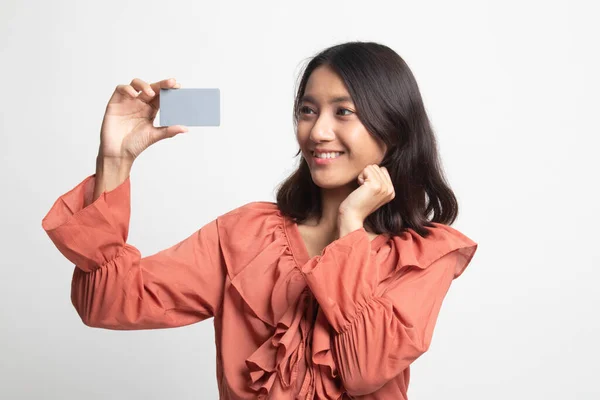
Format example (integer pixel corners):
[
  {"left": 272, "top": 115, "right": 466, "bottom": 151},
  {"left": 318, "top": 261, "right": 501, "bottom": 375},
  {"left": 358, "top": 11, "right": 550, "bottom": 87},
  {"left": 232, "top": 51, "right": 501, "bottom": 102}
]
[{"left": 300, "top": 94, "right": 353, "bottom": 104}]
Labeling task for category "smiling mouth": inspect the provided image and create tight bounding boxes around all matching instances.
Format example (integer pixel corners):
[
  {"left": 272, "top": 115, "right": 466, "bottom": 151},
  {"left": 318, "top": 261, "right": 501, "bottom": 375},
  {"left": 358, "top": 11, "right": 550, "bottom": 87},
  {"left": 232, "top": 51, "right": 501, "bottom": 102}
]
[
  {"left": 311, "top": 151, "right": 345, "bottom": 159},
  {"left": 311, "top": 152, "right": 345, "bottom": 165}
]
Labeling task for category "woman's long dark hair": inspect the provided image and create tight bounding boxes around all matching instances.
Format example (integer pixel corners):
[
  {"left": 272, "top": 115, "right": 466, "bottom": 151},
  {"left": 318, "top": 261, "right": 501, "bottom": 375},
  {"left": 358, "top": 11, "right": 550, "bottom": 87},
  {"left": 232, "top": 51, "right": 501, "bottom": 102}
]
[{"left": 275, "top": 41, "right": 459, "bottom": 238}]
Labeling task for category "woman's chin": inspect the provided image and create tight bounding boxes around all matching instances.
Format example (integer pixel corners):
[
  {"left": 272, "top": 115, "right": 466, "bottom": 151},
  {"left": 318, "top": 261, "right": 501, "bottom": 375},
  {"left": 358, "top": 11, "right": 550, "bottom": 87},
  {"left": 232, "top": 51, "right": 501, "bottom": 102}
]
[{"left": 311, "top": 175, "right": 357, "bottom": 190}]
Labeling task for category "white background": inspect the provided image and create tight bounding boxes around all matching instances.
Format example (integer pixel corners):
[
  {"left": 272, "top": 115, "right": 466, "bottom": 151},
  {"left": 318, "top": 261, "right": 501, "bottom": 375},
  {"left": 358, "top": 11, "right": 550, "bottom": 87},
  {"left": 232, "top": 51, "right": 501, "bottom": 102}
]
[{"left": 1, "top": 0, "right": 598, "bottom": 398}]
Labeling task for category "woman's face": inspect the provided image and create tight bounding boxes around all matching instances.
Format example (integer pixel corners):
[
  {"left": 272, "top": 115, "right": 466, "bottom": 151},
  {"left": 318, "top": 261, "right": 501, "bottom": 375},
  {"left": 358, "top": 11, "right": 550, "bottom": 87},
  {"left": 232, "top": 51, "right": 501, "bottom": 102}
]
[{"left": 296, "top": 65, "right": 387, "bottom": 189}]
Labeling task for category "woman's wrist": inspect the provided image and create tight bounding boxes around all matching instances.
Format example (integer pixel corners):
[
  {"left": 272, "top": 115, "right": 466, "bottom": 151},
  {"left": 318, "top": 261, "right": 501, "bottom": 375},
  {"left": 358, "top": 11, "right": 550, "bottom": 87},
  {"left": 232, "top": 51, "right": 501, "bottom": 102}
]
[{"left": 90, "top": 155, "right": 133, "bottom": 204}]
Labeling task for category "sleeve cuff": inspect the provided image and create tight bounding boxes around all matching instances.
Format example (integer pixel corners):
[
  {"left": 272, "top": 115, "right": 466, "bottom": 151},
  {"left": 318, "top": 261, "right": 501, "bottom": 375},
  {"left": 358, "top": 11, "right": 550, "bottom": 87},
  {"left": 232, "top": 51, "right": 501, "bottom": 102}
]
[
  {"left": 298, "top": 227, "right": 376, "bottom": 332},
  {"left": 41, "top": 173, "right": 132, "bottom": 272}
]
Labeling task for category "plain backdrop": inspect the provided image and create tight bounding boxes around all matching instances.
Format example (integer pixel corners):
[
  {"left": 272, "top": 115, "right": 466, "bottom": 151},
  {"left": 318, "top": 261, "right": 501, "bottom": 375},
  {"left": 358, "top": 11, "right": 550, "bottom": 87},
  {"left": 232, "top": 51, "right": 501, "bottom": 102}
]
[{"left": 1, "top": 0, "right": 598, "bottom": 399}]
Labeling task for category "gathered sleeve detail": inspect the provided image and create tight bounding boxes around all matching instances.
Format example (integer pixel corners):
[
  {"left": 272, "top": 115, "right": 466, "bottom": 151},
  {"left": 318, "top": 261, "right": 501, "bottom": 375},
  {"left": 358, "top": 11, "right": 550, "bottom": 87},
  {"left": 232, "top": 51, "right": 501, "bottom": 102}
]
[
  {"left": 41, "top": 174, "right": 226, "bottom": 330},
  {"left": 299, "top": 223, "right": 478, "bottom": 396}
]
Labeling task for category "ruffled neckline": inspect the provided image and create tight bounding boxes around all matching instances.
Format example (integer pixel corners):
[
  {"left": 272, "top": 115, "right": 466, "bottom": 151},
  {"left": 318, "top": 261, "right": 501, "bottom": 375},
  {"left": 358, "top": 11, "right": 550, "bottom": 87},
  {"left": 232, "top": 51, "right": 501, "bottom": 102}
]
[
  {"left": 282, "top": 214, "right": 392, "bottom": 268},
  {"left": 218, "top": 202, "right": 477, "bottom": 398},
  {"left": 238, "top": 208, "right": 392, "bottom": 398}
]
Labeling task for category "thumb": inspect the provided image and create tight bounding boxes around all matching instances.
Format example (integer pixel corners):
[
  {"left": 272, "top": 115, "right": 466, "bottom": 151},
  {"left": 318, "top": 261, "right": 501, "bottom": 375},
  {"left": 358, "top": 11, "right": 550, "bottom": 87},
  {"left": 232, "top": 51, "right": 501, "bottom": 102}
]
[
  {"left": 148, "top": 125, "right": 188, "bottom": 144},
  {"left": 357, "top": 171, "right": 366, "bottom": 185}
]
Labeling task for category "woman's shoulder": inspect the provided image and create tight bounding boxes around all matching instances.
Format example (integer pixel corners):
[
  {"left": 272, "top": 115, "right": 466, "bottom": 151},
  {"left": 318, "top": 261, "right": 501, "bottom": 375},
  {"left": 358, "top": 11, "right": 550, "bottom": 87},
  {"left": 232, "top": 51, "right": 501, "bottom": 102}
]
[
  {"left": 219, "top": 201, "right": 280, "bottom": 216},
  {"left": 216, "top": 201, "right": 282, "bottom": 228}
]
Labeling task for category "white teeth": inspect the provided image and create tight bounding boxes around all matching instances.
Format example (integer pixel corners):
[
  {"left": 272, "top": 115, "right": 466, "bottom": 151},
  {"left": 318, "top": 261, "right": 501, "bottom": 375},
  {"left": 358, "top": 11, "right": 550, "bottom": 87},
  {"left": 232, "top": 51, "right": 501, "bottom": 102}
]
[{"left": 313, "top": 151, "right": 343, "bottom": 159}]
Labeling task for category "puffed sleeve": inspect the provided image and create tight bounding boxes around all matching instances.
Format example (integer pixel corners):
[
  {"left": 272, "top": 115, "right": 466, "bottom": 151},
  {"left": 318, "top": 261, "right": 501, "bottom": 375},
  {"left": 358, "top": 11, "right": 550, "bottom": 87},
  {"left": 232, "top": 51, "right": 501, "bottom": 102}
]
[
  {"left": 299, "top": 224, "right": 477, "bottom": 396},
  {"left": 41, "top": 174, "right": 226, "bottom": 330}
]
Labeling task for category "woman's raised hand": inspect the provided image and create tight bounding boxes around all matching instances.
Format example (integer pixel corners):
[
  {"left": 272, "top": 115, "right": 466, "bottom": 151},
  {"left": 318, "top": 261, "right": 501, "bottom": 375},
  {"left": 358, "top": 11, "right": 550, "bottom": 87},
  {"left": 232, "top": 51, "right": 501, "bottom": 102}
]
[{"left": 99, "top": 77, "right": 188, "bottom": 162}]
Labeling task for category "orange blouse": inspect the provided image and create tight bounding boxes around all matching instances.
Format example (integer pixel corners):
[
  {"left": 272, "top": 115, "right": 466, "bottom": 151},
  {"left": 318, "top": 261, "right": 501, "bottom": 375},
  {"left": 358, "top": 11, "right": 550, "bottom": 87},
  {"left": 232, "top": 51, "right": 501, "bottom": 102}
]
[{"left": 41, "top": 174, "right": 478, "bottom": 400}]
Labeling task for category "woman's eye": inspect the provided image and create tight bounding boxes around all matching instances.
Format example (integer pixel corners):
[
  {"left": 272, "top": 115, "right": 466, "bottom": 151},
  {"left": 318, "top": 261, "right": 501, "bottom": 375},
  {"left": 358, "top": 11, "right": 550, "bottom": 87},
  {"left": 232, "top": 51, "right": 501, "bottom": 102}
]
[{"left": 299, "top": 106, "right": 353, "bottom": 116}]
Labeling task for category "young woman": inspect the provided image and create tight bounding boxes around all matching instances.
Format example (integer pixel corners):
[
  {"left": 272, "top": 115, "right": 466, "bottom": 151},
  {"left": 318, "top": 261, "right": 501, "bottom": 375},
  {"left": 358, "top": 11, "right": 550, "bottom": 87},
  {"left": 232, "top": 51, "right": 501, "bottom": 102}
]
[{"left": 42, "top": 41, "right": 478, "bottom": 399}]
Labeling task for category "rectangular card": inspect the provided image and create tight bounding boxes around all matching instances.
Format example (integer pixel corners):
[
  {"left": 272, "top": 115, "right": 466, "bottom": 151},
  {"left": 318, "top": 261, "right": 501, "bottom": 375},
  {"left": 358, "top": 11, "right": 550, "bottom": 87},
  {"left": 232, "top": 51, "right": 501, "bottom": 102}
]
[{"left": 159, "top": 88, "right": 220, "bottom": 127}]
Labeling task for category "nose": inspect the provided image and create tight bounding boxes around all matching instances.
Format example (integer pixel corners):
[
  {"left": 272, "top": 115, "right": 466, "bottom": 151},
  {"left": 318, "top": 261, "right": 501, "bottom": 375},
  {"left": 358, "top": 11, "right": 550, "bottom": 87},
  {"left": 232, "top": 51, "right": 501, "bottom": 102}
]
[{"left": 308, "top": 116, "right": 336, "bottom": 143}]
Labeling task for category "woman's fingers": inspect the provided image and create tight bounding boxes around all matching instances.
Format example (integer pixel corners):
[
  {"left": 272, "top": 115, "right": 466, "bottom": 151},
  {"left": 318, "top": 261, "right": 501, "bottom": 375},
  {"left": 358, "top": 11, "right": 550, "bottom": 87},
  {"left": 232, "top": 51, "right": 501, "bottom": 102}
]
[
  {"left": 115, "top": 84, "right": 139, "bottom": 98},
  {"left": 130, "top": 78, "right": 155, "bottom": 101},
  {"left": 148, "top": 78, "right": 181, "bottom": 110},
  {"left": 127, "top": 78, "right": 181, "bottom": 106},
  {"left": 116, "top": 78, "right": 181, "bottom": 103},
  {"left": 149, "top": 77, "right": 179, "bottom": 94}
]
